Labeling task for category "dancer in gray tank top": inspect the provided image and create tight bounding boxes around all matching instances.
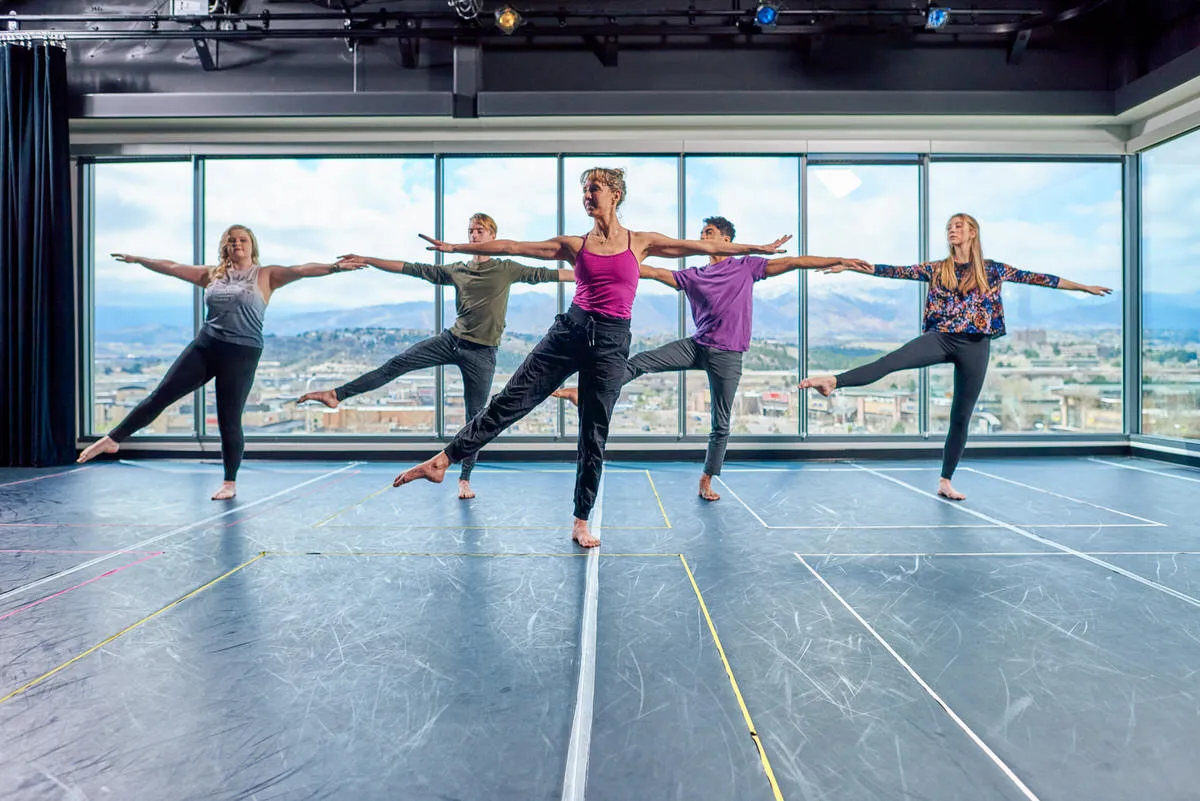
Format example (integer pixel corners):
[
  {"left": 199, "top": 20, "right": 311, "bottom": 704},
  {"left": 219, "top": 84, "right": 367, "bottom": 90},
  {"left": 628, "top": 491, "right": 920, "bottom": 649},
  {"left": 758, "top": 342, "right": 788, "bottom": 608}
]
[{"left": 77, "top": 224, "right": 362, "bottom": 500}]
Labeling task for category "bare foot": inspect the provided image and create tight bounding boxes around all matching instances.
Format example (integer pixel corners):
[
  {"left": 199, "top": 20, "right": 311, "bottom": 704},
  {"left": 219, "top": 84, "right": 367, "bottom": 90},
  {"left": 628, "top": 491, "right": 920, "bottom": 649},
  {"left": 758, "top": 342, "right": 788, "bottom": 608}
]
[
  {"left": 211, "top": 481, "right": 237, "bottom": 500},
  {"left": 798, "top": 375, "right": 837, "bottom": 397},
  {"left": 77, "top": 436, "right": 119, "bottom": 464},
  {"left": 297, "top": 389, "right": 339, "bottom": 409},
  {"left": 572, "top": 517, "right": 600, "bottom": 548},
  {"left": 937, "top": 478, "right": 966, "bottom": 501},
  {"left": 699, "top": 474, "right": 721, "bottom": 501},
  {"left": 551, "top": 387, "right": 580, "bottom": 407},
  {"left": 458, "top": 479, "right": 476, "bottom": 500},
  {"left": 394, "top": 452, "right": 451, "bottom": 488}
]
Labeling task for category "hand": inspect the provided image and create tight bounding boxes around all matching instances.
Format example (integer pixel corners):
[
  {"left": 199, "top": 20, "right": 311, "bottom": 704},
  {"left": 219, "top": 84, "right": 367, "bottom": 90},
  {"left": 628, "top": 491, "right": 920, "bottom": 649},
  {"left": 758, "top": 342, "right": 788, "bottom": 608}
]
[
  {"left": 1084, "top": 285, "right": 1113, "bottom": 296},
  {"left": 111, "top": 253, "right": 140, "bottom": 264},
  {"left": 336, "top": 255, "right": 370, "bottom": 268},
  {"left": 418, "top": 234, "right": 456, "bottom": 253},
  {"left": 821, "top": 260, "right": 874, "bottom": 274},
  {"left": 758, "top": 234, "right": 793, "bottom": 254},
  {"left": 331, "top": 261, "right": 365, "bottom": 273}
]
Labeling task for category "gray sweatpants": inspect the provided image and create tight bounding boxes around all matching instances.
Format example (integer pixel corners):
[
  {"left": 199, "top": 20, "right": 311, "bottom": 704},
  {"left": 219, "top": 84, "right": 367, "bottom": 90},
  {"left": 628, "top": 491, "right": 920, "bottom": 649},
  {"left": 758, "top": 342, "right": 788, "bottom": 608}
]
[
  {"left": 625, "top": 337, "right": 744, "bottom": 476},
  {"left": 336, "top": 330, "right": 496, "bottom": 480}
]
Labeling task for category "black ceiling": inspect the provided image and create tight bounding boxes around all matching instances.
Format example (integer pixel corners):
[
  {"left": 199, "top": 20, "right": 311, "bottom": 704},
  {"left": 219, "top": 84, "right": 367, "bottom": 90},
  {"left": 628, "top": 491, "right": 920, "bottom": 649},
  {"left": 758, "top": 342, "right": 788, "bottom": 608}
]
[{"left": 5, "top": 1, "right": 1200, "bottom": 116}]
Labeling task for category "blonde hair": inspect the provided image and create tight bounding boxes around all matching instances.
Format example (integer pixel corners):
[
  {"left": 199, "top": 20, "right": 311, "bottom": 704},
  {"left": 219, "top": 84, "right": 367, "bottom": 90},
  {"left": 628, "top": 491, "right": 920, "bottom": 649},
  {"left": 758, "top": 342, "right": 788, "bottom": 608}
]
[
  {"left": 934, "top": 213, "right": 989, "bottom": 294},
  {"left": 468, "top": 212, "right": 498, "bottom": 237},
  {"left": 579, "top": 167, "right": 626, "bottom": 209},
  {"left": 211, "top": 224, "right": 260, "bottom": 281}
]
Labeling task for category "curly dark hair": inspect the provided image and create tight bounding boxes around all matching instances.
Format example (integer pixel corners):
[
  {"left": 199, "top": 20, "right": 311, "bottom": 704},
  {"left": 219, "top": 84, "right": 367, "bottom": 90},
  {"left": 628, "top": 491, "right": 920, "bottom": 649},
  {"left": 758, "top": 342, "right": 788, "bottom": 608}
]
[{"left": 703, "top": 216, "right": 735, "bottom": 241}]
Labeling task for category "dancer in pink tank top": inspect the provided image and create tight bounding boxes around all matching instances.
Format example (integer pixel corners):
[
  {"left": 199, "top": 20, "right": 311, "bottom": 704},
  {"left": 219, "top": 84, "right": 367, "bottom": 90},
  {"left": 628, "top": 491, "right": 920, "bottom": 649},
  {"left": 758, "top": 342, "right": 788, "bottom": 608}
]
[{"left": 394, "top": 167, "right": 790, "bottom": 548}]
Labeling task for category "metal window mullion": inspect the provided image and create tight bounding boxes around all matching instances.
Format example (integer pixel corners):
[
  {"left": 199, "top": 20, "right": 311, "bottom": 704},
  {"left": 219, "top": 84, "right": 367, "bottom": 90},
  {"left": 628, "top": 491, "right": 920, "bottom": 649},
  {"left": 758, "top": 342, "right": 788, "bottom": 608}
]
[
  {"left": 193, "top": 156, "right": 206, "bottom": 439},
  {"left": 434, "top": 155, "right": 445, "bottom": 438},
  {"left": 799, "top": 154, "right": 808, "bottom": 437},
  {"left": 678, "top": 152, "right": 687, "bottom": 438},
  {"left": 80, "top": 160, "right": 95, "bottom": 438},
  {"left": 556, "top": 153, "right": 566, "bottom": 439},
  {"left": 1123, "top": 154, "right": 1142, "bottom": 436},
  {"left": 918, "top": 154, "right": 931, "bottom": 438}
]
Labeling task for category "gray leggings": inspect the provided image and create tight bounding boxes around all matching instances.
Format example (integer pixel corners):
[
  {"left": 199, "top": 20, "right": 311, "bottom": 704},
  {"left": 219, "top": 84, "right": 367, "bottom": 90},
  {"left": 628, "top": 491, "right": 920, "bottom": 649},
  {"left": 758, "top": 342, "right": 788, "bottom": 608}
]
[
  {"left": 336, "top": 330, "right": 496, "bottom": 480},
  {"left": 625, "top": 337, "right": 744, "bottom": 476},
  {"left": 835, "top": 331, "right": 990, "bottom": 479}
]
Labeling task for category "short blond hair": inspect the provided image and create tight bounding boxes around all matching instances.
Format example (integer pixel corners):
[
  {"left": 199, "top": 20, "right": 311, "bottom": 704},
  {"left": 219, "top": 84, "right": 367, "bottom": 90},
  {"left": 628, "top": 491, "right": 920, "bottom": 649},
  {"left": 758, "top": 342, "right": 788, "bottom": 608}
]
[
  {"left": 579, "top": 167, "right": 626, "bottom": 209},
  {"left": 468, "top": 212, "right": 498, "bottom": 236}
]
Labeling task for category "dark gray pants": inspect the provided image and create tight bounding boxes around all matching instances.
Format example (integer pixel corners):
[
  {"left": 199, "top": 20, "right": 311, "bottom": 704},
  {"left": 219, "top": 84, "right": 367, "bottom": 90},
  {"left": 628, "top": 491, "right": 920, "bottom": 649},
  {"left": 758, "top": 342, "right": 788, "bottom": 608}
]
[
  {"left": 626, "top": 337, "right": 743, "bottom": 476},
  {"left": 110, "top": 332, "right": 261, "bottom": 482},
  {"left": 835, "top": 331, "right": 990, "bottom": 480},
  {"left": 446, "top": 305, "right": 631, "bottom": 521},
  {"left": 337, "top": 330, "right": 496, "bottom": 480}
]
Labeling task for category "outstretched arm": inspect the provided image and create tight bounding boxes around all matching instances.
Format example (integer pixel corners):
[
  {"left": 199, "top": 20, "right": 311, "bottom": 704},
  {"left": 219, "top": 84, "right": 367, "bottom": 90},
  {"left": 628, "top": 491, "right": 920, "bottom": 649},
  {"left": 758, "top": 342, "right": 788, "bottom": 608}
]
[
  {"left": 998, "top": 262, "right": 1112, "bottom": 296},
  {"left": 266, "top": 262, "right": 364, "bottom": 291},
  {"left": 111, "top": 254, "right": 212, "bottom": 288},
  {"left": 847, "top": 262, "right": 933, "bottom": 281},
  {"left": 419, "top": 233, "right": 576, "bottom": 262},
  {"left": 639, "top": 232, "right": 792, "bottom": 260},
  {"left": 337, "top": 253, "right": 451, "bottom": 285},
  {"left": 1056, "top": 277, "right": 1112, "bottom": 296},
  {"left": 765, "top": 256, "right": 872, "bottom": 277},
  {"left": 557, "top": 269, "right": 575, "bottom": 282},
  {"left": 639, "top": 262, "right": 678, "bottom": 289}
]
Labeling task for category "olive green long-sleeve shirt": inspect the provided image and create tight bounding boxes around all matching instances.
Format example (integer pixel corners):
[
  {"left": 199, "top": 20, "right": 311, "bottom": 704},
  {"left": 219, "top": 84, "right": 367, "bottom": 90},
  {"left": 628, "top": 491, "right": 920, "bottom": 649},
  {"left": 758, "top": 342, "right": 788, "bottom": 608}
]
[{"left": 402, "top": 258, "right": 561, "bottom": 347}]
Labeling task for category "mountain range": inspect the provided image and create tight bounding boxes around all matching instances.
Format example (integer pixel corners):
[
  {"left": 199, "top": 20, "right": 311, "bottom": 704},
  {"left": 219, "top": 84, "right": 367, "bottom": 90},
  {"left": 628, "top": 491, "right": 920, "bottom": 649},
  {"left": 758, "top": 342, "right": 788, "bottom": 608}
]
[{"left": 96, "top": 288, "right": 1198, "bottom": 342}]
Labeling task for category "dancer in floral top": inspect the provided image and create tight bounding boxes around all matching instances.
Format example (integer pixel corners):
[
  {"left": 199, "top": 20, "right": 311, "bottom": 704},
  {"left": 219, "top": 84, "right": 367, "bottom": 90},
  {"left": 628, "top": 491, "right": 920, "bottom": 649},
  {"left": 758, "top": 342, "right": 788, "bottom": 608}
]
[{"left": 800, "top": 213, "right": 1111, "bottom": 501}]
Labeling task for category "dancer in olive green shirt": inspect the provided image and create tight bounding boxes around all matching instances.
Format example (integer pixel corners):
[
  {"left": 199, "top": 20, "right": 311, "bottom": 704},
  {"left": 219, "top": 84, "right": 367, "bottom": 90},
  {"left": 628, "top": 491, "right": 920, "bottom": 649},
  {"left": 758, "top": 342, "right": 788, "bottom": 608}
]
[{"left": 300, "top": 213, "right": 573, "bottom": 499}]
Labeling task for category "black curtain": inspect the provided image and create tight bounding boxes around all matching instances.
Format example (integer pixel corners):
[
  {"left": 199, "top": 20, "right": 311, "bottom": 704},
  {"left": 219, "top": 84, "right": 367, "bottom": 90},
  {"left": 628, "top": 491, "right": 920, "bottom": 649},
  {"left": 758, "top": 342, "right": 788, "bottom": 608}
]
[{"left": 0, "top": 42, "right": 75, "bottom": 467}]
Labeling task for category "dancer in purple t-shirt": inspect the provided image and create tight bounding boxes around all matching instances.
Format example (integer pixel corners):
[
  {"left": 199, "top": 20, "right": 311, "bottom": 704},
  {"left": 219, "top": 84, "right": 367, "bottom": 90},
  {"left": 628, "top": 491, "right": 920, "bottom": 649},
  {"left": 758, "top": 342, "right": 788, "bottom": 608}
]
[{"left": 555, "top": 216, "right": 868, "bottom": 501}]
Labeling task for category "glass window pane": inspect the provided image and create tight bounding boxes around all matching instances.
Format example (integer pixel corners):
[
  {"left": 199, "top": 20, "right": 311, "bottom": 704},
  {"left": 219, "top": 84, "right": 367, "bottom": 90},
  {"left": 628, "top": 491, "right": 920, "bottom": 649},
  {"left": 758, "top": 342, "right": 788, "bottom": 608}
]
[
  {"left": 1142, "top": 135, "right": 1200, "bottom": 440},
  {"left": 93, "top": 161, "right": 195, "bottom": 437},
  {"left": 807, "top": 164, "right": 921, "bottom": 435},
  {"left": 203, "top": 157, "right": 437, "bottom": 435},
  {"left": 685, "top": 156, "right": 800, "bottom": 436},
  {"left": 930, "top": 161, "right": 1123, "bottom": 434},
  {"left": 442, "top": 157, "right": 560, "bottom": 437},
  {"left": 562, "top": 156, "right": 681, "bottom": 437}
]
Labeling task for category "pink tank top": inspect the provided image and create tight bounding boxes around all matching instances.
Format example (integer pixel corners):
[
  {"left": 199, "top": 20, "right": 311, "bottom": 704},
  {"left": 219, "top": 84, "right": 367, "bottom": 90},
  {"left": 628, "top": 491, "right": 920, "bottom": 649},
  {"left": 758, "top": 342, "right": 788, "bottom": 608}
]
[{"left": 571, "top": 230, "right": 640, "bottom": 319}]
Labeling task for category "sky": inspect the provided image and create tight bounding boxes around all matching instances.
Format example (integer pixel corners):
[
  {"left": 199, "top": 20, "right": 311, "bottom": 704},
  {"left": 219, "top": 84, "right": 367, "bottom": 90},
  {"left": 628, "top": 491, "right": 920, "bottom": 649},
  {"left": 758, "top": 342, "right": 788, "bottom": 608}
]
[{"left": 92, "top": 147, "right": 1171, "bottom": 338}]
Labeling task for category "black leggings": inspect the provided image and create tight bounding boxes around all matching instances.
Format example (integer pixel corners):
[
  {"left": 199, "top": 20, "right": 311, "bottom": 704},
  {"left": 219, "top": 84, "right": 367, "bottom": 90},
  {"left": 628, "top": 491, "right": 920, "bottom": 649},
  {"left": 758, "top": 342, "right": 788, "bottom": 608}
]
[
  {"left": 835, "top": 331, "right": 990, "bottom": 479},
  {"left": 109, "top": 332, "right": 262, "bottom": 481},
  {"left": 335, "top": 330, "right": 496, "bottom": 480},
  {"left": 445, "top": 305, "right": 631, "bottom": 520}
]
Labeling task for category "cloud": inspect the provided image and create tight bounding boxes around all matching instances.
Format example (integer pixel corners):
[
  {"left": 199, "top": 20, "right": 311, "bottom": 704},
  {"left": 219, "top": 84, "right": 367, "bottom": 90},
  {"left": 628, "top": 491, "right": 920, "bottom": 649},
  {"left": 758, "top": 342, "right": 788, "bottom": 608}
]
[
  {"left": 1142, "top": 132, "right": 1200, "bottom": 295},
  {"left": 92, "top": 154, "right": 1140, "bottom": 325},
  {"left": 94, "top": 161, "right": 197, "bottom": 304}
]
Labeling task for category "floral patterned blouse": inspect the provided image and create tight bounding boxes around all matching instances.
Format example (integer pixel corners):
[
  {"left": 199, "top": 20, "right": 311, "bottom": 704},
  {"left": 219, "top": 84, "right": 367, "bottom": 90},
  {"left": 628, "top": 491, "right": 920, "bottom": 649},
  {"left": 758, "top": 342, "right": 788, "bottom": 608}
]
[{"left": 872, "top": 259, "right": 1060, "bottom": 338}]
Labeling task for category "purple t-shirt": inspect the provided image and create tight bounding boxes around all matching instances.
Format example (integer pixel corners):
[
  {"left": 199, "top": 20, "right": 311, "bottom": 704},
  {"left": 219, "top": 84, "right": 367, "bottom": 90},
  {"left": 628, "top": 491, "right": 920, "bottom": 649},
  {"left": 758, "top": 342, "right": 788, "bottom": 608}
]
[{"left": 673, "top": 255, "right": 769, "bottom": 352}]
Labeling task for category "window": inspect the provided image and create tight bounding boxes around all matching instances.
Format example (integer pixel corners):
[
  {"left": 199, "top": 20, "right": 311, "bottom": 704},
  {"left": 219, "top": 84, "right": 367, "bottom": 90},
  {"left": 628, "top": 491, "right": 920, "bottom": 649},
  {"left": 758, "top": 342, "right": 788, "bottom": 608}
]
[
  {"left": 1141, "top": 136, "right": 1200, "bottom": 440},
  {"left": 807, "top": 163, "right": 921, "bottom": 435},
  {"left": 91, "top": 161, "right": 195, "bottom": 437},
  {"left": 441, "top": 156, "right": 561, "bottom": 436},
  {"left": 685, "top": 156, "right": 801, "bottom": 435},
  {"left": 562, "top": 156, "right": 682, "bottom": 436},
  {"left": 203, "top": 157, "right": 437, "bottom": 435},
  {"left": 929, "top": 161, "right": 1123, "bottom": 434}
]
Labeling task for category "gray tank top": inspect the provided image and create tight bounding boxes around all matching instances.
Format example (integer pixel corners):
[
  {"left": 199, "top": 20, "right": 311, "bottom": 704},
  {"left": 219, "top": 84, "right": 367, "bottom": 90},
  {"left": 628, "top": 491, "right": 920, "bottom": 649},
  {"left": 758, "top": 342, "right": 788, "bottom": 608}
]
[{"left": 202, "top": 265, "right": 267, "bottom": 348}]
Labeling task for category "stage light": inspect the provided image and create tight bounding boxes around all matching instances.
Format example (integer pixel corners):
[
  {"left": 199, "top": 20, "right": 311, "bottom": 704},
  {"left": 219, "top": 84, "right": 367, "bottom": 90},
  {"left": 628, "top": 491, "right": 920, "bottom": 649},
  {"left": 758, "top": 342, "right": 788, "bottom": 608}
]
[
  {"left": 925, "top": 5, "right": 950, "bottom": 30},
  {"left": 754, "top": 3, "right": 779, "bottom": 28},
  {"left": 494, "top": 5, "right": 522, "bottom": 35}
]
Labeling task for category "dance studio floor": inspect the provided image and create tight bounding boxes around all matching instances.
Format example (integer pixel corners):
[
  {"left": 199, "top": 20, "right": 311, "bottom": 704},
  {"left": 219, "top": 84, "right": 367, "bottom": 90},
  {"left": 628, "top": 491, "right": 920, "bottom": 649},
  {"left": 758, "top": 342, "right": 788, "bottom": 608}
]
[{"left": 2, "top": 455, "right": 1199, "bottom": 801}]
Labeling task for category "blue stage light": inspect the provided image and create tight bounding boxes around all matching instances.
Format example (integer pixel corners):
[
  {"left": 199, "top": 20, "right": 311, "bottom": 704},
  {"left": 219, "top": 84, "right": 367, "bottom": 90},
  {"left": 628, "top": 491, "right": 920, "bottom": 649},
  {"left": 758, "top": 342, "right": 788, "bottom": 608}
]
[
  {"left": 925, "top": 6, "right": 950, "bottom": 30},
  {"left": 754, "top": 3, "right": 779, "bottom": 28}
]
